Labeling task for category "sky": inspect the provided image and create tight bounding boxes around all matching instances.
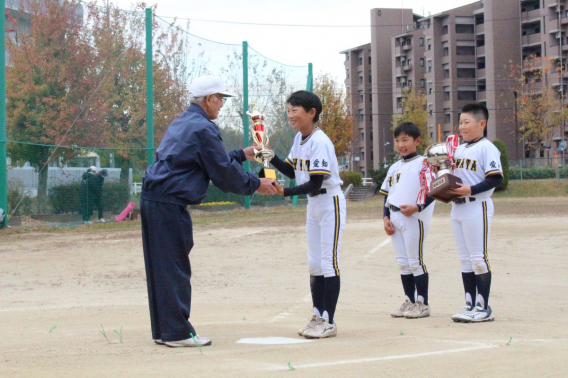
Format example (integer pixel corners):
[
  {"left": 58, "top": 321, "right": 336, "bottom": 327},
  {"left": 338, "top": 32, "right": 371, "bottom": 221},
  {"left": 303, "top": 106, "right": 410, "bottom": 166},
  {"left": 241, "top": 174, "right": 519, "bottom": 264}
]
[{"left": 112, "top": 0, "right": 479, "bottom": 83}]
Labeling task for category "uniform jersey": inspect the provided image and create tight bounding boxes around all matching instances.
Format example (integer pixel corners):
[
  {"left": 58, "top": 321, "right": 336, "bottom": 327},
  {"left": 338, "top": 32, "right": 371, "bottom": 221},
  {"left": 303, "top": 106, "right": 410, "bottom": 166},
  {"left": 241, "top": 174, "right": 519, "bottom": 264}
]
[
  {"left": 453, "top": 137, "right": 502, "bottom": 199},
  {"left": 380, "top": 155, "right": 434, "bottom": 221},
  {"left": 285, "top": 127, "right": 343, "bottom": 189}
]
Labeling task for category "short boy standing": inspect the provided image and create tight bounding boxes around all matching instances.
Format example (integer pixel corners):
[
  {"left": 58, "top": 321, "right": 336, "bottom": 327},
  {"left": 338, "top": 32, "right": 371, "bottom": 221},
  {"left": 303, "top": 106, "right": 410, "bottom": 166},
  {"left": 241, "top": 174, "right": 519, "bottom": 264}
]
[
  {"left": 380, "top": 122, "right": 435, "bottom": 319},
  {"left": 448, "top": 103, "right": 503, "bottom": 322}
]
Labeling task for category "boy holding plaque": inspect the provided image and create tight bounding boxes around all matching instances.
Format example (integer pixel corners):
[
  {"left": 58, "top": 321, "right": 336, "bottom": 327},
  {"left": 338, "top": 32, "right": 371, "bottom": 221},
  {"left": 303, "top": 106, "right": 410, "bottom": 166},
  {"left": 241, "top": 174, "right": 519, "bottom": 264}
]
[
  {"left": 270, "top": 91, "right": 346, "bottom": 339},
  {"left": 447, "top": 103, "right": 503, "bottom": 323},
  {"left": 380, "top": 122, "right": 435, "bottom": 319}
]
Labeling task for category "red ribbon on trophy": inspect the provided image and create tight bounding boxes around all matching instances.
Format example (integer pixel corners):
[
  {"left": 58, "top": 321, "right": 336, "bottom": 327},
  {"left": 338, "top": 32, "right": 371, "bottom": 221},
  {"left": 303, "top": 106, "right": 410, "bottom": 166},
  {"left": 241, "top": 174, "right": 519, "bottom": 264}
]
[
  {"left": 446, "top": 134, "right": 460, "bottom": 169},
  {"left": 417, "top": 158, "right": 434, "bottom": 205}
]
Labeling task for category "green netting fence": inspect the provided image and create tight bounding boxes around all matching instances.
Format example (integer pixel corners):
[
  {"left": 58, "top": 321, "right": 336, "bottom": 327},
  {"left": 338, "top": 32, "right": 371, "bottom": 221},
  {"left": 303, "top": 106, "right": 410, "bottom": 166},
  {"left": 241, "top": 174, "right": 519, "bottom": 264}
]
[{"left": 0, "top": 1, "right": 312, "bottom": 228}]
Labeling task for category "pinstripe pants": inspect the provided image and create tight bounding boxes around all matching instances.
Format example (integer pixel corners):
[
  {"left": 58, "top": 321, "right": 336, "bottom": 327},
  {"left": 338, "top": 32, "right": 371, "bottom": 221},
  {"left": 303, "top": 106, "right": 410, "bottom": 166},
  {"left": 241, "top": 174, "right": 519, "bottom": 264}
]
[
  {"left": 390, "top": 211, "right": 429, "bottom": 276},
  {"left": 306, "top": 193, "right": 346, "bottom": 278},
  {"left": 451, "top": 198, "right": 493, "bottom": 275}
]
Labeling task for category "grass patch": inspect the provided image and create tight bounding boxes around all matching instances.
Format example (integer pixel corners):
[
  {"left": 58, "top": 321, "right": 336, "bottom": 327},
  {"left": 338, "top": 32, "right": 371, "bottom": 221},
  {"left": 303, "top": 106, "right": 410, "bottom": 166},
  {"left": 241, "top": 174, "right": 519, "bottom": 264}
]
[{"left": 494, "top": 179, "right": 568, "bottom": 198}]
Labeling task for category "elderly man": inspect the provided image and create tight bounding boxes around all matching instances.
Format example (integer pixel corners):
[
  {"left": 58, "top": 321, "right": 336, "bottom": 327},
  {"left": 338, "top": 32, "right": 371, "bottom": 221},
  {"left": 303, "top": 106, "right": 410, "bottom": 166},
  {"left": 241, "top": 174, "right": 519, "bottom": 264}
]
[{"left": 140, "top": 76, "right": 276, "bottom": 348}]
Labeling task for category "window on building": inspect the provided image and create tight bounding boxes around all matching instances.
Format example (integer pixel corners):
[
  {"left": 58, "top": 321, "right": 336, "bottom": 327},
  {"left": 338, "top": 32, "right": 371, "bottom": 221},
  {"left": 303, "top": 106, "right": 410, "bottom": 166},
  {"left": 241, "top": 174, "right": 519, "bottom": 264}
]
[
  {"left": 359, "top": 56, "right": 363, "bottom": 65},
  {"left": 368, "top": 56, "right": 371, "bottom": 64},
  {"left": 346, "top": 69, "right": 350, "bottom": 79},
  {"left": 457, "top": 90, "right": 477, "bottom": 101},
  {"left": 420, "top": 58, "right": 425, "bottom": 67},
  {"left": 427, "top": 39, "right": 431, "bottom": 50},
  {"left": 419, "top": 37, "right": 424, "bottom": 46},
  {"left": 428, "top": 104, "right": 433, "bottom": 115},
  {"left": 358, "top": 71, "right": 363, "bottom": 84},
  {"left": 444, "top": 47, "right": 449, "bottom": 56},
  {"left": 457, "top": 68, "right": 476, "bottom": 78},
  {"left": 369, "top": 91, "right": 372, "bottom": 103},
  {"left": 444, "top": 86, "right": 450, "bottom": 101},
  {"left": 397, "top": 97, "right": 403, "bottom": 109},
  {"left": 408, "top": 80, "right": 413, "bottom": 87},
  {"left": 358, "top": 109, "right": 364, "bottom": 122},
  {"left": 369, "top": 74, "right": 372, "bottom": 83},
  {"left": 444, "top": 110, "right": 451, "bottom": 124},
  {"left": 456, "top": 24, "right": 475, "bottom": 34},
  {"left": 457, "top": 46, "right": 476, "bottom": 56},
  {"left": 477, "top": 35, "right": 485, "bottom": 47},
  {"left": 408, "top": 59, "right": 412, "bottom": 66},
  {"left": 477, "top": 59, "right": 486, "bottom": 69},
  {"left": 360, "top": 129, "right": 364, "bottom": 140},
  {"left": 442, "top": 25, "right": 449, "bottom": 34},
  {"left": 359, "top": 90, "right": 363, "bottom": 102},
  {"left": 478, "top": 81, "right": 486, "bottom": 92},
  {"left": 420, "top": 79, "right": 425, "bottom": 88},
  {"left": 428, "top": 60, "right": 432, "bottom": 72},
  {"left": 444, "top": 68, "right": 450, "bottom": 78},
  {"left": 406, "top": 38, "right": 412, "bottom": 45}
]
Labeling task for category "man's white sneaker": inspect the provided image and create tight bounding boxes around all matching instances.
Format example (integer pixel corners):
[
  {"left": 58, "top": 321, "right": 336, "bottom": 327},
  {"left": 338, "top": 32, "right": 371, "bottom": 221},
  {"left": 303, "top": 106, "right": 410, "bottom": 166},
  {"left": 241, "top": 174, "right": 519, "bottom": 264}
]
[
  {"left": 391, "top": 299, "right": 415, "bottom": 318},
  {"left": 99, "top": 218, "right": 106, "bottom": 223},
  {"left": 303, "top": 317, "right": 337, "bottom": 339},
  {"left": 298, "top": 315, "right": 318, "bottom": 336},
  {"left": 164, "top": 335, "right": 212, "bottom": 347},
  {"left": 451, "top": 302, "right": 474, "bottom": 322},
  {"left": 404, "top": 300, "right": 430, "bottom": 318},
  {"left": 455, "top": 305, "right": 494, "bottom": 323}
]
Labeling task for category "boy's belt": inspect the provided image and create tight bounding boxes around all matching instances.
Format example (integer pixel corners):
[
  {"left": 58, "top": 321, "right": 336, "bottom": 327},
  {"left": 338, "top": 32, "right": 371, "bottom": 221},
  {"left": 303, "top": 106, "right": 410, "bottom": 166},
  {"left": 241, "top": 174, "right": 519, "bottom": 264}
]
[{"left": 453, "top": 197, "right": 476, "bottom": 205}]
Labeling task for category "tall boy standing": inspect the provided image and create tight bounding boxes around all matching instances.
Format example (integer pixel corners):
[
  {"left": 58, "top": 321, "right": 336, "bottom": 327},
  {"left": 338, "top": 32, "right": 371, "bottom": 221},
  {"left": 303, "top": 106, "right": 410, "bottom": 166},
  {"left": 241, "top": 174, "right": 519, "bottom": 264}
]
[
  {"left": 271, "top": 91, "right": 346, "bottom": 339},
  {"left": 448, "top": 103, "right": 503, "bottom": 322}
]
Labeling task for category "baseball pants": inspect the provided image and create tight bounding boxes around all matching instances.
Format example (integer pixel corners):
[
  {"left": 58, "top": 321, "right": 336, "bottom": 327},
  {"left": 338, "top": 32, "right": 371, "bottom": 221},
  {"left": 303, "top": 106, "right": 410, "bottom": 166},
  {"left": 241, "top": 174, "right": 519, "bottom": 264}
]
[
  {"left": 306, "top": 193, "right": 346, "bottom": 277},
  {"left": 450, "top": 198, "right": 493, "bottom": 275},
  {"left": 390, "top": 211, "right": 429, "bottom": 276},
  {"left": 140, "top": 198, "right": 196, "bottom": 342}
]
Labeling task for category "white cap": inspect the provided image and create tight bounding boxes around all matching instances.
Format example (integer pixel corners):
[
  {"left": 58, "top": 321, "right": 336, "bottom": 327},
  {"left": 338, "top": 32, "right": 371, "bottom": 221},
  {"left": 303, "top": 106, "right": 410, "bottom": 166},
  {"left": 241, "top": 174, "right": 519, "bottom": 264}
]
[
  {"left": 188, "top": 75, "right": 235, "bottom": 99},
  {"left": 89, "top": 166, "right": 97, "bottom": 173}
]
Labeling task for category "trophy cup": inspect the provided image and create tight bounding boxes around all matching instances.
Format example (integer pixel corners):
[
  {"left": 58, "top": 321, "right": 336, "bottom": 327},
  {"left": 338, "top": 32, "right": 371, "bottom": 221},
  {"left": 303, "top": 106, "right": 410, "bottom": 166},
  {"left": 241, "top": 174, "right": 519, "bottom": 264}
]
[
  {"left": 424, "top": 135, "right": 463, "bottom": 203},
  {"left": 246, "top": 103, "right": 277, "bottom": 179}
]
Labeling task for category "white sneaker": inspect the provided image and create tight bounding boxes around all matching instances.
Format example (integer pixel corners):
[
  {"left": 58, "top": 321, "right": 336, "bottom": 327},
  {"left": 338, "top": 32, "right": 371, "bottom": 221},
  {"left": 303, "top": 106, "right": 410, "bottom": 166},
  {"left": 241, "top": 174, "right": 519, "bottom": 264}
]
[
  {"left": 303, "top": 317, "right": 337, "bottom": 339},
  {"left": 451, "top": 302, "right": 474, "bottom": 322},
  {"left": 298, "top": 315, "right": 318, "bottom": 336},
  {"left": 83, "top": 221, "right": 93, "bottom": 225},
  {"left": 404, "top": 300, "right": 431, "bottom": 319},
  {"left": 455, "top": 305, "right": 494, "bottom": 323},
  {"left": 99, "top": 218, "right": 106, "bottom": 223},
  {"left": 164, "top": 335, "right": 212, "bottom": 347},
  {"left": 391, "top": 299, "right": 415, "bottom": 318}
]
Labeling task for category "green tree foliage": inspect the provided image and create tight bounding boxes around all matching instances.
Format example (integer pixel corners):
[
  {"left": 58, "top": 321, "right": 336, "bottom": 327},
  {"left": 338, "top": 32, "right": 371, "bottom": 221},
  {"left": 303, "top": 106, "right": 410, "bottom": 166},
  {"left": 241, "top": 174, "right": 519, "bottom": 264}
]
[
  {"left": 313, "top": 74, "right": 353, "bottom": 157},
  {"left": 392, "top": 88, "right": 430, "bottom": 154},
  {"left": 492, "top": 139, "right": 509, "bottom": 191}
]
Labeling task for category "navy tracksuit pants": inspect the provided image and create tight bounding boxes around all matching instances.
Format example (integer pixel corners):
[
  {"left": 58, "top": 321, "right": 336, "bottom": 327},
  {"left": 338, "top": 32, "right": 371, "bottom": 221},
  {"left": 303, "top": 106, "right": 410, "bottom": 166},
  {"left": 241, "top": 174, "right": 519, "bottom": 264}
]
[{"left": 140, "top": 198, "right": 196, "bottom": 342}]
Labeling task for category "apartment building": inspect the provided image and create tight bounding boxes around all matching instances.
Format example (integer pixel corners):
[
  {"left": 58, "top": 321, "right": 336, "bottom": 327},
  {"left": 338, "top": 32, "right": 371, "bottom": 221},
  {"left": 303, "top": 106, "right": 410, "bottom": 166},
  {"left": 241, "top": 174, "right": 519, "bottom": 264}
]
[{"left": 343, "top": 0, "right": 568, "bottom": 174}]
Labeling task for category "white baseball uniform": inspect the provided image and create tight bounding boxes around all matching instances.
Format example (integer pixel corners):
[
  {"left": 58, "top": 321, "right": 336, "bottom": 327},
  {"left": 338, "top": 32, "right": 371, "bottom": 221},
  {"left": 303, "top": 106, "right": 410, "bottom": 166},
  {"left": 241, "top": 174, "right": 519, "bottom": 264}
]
[
  {"left": 451, "top": 137, "right": 502, "bottom": 275},
  {"left": 285, "top": 127, "right": 346, "bottom": 277},
  {"left": 380, "top": 155, "right": 435, "bottom": 276}
]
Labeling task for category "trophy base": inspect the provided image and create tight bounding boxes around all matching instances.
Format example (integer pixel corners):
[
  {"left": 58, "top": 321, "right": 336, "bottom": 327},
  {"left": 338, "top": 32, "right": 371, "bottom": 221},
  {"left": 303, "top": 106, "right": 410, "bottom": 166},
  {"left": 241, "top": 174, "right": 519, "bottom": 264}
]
[
  {"left": 428, "top": 174, "right": 463, "bottom": 203},
  {"left": 259, "top": 168, "right": 277, "bottom": 180}
]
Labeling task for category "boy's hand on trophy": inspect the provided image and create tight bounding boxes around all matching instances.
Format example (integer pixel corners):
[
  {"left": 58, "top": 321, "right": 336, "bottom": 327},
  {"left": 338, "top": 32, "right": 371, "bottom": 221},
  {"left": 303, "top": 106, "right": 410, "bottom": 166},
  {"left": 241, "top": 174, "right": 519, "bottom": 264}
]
[
  {"left": 272, "top": 180, "right": 285, "bottom": 195},
  {"left": 399, "top": 205, "right": 419, "bottom": 217},
  {"left": 448, "top": 182, "right": 471, "bottom": 196},
  {"left": 257, "top": 178, "right": 277, "bottom": 195}
]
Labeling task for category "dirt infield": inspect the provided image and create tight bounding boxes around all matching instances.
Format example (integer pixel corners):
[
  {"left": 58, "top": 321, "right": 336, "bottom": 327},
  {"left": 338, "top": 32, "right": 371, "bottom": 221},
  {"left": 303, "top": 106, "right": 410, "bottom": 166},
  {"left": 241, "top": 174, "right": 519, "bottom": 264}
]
[{"left": 1, "top": 197, "right": 567, "bottom": 377}]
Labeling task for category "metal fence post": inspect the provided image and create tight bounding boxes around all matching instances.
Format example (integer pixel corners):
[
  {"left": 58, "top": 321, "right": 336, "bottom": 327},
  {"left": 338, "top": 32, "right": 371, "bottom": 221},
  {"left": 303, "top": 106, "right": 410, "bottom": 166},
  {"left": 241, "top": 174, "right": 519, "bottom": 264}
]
[
  {"left": 243, "top": 41, "right": 250, "bottom": 210},
  {"left": 145, "top": 8, "right": 155, "bottom": 166},
  {"left": 0, "top": 0, "right": 7, "bottom": 228}
]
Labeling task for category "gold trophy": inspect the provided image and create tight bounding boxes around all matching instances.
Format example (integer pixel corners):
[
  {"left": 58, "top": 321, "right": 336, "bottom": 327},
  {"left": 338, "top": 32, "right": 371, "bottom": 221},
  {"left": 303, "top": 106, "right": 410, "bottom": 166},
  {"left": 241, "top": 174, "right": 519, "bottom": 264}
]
[
  {"left": 424, "top": 135, "right": 462, "bottom": 203},
  {"left": 246, "top": 103, "right": 276, "bottom": 179}
]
